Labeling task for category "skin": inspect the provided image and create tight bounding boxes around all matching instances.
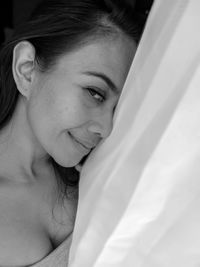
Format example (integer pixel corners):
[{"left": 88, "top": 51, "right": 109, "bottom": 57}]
[{"left": 0, "top": 33, "right": 136, "bottom": 266}]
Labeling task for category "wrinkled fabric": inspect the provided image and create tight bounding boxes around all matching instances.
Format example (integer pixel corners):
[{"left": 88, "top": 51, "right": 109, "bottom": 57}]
[
  {"left": 69, "top": 0, "right": 200, "bottom": 266},
  {"left": 30, "top": 234, "right": 72, "bottom": 267}
]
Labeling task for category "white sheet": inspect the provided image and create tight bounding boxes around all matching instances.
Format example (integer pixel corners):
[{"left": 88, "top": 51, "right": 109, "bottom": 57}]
[{"left": 69, "top": 0, "right": 200, "bottom": 266}]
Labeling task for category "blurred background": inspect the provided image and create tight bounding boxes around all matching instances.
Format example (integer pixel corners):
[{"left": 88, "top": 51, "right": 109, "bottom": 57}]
[{"left": 0, "top": 0, "right": 154, "bottom": 45}]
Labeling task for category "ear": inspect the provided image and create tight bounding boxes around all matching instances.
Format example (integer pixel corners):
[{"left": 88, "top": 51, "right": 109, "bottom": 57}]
[{"left": 12, "top": 41, "right": 36, "bottom": 98}]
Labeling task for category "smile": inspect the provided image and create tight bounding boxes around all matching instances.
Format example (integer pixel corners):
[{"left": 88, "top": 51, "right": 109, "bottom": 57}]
[{"left": 68, "top": 132, "right": 91, "bottom": 154}]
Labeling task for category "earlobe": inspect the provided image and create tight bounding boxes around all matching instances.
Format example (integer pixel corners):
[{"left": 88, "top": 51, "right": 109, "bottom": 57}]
[{"left": 12, "top": 41, "right": 36, "bottom": 98}]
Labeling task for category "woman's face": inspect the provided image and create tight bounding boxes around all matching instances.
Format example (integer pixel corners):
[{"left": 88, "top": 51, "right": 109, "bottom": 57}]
[{"left": 27, "top": 35, "right": 137, "bottom": 167}]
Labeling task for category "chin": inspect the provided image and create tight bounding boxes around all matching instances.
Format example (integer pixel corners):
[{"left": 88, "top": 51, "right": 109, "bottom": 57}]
[
  {"left": 55, "top": 158, "right": 79, "bottom": 168},
  {"left": 49, "top": 140, "right": 90, "bottom": 168},
  {"left": 52, "top": 153, "right": 83, "bottom": 168}
]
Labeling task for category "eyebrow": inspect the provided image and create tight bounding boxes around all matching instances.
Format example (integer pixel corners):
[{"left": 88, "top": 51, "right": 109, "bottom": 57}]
[{"left": 82, "top": 71, "right": 119, "bottom": 94}]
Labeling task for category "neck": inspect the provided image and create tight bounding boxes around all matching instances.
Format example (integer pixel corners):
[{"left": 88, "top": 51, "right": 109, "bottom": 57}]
[{"left": 0, "top": 97, "right": 50, "bottom": 181}]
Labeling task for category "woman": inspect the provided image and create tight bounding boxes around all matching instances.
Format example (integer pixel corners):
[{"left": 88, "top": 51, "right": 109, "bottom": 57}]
[{"left": 0, "top": 0, "right": 142, "bottom": 266}]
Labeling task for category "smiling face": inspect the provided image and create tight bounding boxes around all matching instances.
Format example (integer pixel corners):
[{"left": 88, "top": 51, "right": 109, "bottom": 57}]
[{"left": 24, "top": 34, "right": 136, "bottom": 167}]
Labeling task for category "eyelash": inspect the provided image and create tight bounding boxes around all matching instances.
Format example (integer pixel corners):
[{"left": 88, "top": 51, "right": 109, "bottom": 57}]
[{"left": 85, "top": 87, "right": 106, "bottom": 103}]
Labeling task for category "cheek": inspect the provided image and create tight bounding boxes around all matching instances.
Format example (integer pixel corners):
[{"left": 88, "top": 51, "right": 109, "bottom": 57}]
[
  {"left": 28, "top": 86, "right": 56, "bottom": 129},
  {"left": 52, "top": 95, "right": 89, "bottom": 130},
  {"left": 28, "top": 85, "right": 88, "bottom": 138}
]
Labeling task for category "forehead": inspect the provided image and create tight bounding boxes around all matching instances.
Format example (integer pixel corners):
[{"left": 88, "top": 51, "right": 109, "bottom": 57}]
[{"left": 53, "top": 35, "right": 136, "bottom": 90}]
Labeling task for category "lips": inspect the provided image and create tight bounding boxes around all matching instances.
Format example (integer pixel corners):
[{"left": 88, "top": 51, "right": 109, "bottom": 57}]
[{"left": 68, "top": 132, "right": 97, "bottom": 152}]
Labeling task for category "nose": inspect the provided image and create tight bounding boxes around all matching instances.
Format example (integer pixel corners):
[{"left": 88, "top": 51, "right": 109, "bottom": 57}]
[{"left": 87, "top": 111, "right": 113, "bottom": 139}]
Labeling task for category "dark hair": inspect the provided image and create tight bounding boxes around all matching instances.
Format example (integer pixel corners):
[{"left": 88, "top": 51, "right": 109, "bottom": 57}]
[{"left": 0, "top": 0, "right": 143, "bottom": 199}]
